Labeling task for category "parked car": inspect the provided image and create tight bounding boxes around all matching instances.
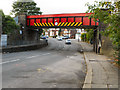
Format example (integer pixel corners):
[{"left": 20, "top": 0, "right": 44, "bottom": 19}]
[
  {"left": 65, "top": 40, "right": 71, "bottom": 44},
  {"left": 56, "top": 36, "right": 60, "bottom": 39},
  {"left": 45, "top": 36, "right": 49, "bottom": 38},
  {"left": 41, "top": 36, "right": 46, "bottom": 39},
  {"left": 58, "top": 37, "right": 62, "bottom": 41},
  {"left": 62, "top": 36, "right": 69, "bottom": 39}
]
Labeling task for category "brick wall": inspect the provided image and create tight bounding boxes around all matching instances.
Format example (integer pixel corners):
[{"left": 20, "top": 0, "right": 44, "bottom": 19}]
[
  {"left": 18, "top": 14, "right": 39, "bottom": 42},
  {"left": 7, "top": 14, "right": 40, "bottom": 46}
]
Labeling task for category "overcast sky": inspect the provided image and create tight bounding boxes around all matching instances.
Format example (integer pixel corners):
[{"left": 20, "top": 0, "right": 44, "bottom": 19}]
[{"left": 0, "top": 0, "right": 103, "bottom": 16}]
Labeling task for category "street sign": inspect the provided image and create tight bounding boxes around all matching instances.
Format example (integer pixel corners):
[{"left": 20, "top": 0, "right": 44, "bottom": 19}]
[
  {"left": 55, "top": 22, "right": 58, "bottom": 26},
  {"left": 20, "top": 30, "right": 22, "bottom": 34},
  {"left": 1, "top": 34, "right": 7, "bottom": 46}
]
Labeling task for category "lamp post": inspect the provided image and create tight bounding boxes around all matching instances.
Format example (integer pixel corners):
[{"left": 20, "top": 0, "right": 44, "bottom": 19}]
[
  {"left": 93, "top": 20, "right": 99, "bottom": 53},
  {"left": 96, "top": 20, "right": 101, "bottom": 54}
]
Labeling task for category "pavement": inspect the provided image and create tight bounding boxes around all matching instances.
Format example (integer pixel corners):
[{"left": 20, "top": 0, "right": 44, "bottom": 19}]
[{"left": 80, "top": 42, "right": 120, "bottom": 89}]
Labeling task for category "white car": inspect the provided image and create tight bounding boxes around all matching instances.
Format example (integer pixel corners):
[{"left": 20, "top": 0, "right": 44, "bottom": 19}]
[
  {"left": 56, "top": 36, "right": 59, "bottom": 39},
  {"left": 62, "top": 36, "right": 69, "bottom": 39},
  {"left": 65, "top": 40, "right": 71, "bottom": 44},
  {"left": 58, "top": 37, "right": 62, "bottom": 41}
]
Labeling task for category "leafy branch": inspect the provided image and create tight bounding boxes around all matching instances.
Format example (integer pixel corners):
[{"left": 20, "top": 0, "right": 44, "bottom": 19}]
[{"left": 86, "top": 1, "right": 120, "bottom": 64}]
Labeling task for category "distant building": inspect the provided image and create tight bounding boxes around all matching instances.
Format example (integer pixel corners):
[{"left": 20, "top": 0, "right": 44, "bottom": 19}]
[
  {"left": 44, "top": 28, "right": 86, "bottom": 40},
  {"left": 75, "top": 29, "right": 87, "bottom": 41},
  {"left": 44, "top": 28, "right": 59, "bottom": 37},
  {"left": 61, "top": 28, "right": 77, "bottom": 39}
]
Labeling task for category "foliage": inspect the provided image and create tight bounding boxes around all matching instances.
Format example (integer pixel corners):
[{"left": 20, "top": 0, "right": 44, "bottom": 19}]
[
  {"left": 1, "top": 10, "right": 19, "bottom": 34},
  {"left": 86, "top": 1, "right": 120, "bottom": 64},
  {"left": 0, "top": 10, "right": 5, "bottom": 29},
  {"left": 85, "top": 29, "right": 94, "bottom": 43},
  {"left": 11, "top": 0, "right": 42, "bottom": 16},
  {"left": 55, "top": 35, "right": 57, "bottom": 38},
  {"left": 38, "top": 28, "right": 43, "bottom": 36},
  {"left": 59, "top": 28, "right": 61, "bottom": 36},
  {"left": 42, "top": 30, "right": 45, "bottom": 36},
  {"left": 81, "top": 29, "right": 94, "bottom": 43},
  {"left": 81, "top": 33, "right": 86, "bottom": 41}
]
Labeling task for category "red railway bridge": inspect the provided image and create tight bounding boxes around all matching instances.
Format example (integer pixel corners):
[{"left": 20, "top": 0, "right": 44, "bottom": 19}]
[
  {"left": 26, "top": 13, "right": 99, "bottom": 29},
  {"left": 18, "top": 13, "right": 99, "bottom": 53}
]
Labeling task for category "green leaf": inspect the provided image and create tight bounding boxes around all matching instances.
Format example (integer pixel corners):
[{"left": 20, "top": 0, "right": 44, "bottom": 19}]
[{"left": 11, "top": 0, "right": 42, "bottom": 16}]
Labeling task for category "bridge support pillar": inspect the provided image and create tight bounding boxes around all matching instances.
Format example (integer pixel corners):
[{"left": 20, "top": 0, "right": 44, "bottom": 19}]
[{"left": 18, "top": 14, "right": 40, "bottom": 43}]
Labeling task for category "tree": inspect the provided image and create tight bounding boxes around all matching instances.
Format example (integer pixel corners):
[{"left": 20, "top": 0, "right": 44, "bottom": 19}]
[
  {"left": 81, "top": 33, "right": 86, "bottom": 42},
  {"left": 0, "top": 10, "right": 5, "bottom": 33},
  {"left": 59, "top": 28, "right": 61, "bottom": 36},
  {"left": 38, "top": 28, "right": 43, "bottom": 36},
  {"left": 0, "top": 10, "right": 5, "bottom": 30},
  {"left": 11, "top": 0, "right": 42, "bottom": 16},
  {"left": 1, "top": 10, "right": 19, "bottom": 34},
  {"left": 85, "top": 29, "right": 94, "bottom": 43},
  {"left": 86, "top": 1, "right": 120, "bottom": 65}
]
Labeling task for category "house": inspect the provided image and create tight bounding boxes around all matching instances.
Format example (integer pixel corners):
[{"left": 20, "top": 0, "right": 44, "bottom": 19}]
[
  {"left": 75, "top": 29, "right": 87, "bottom": 41},
  {"left": 44, "top": 28, "right": 59, "bottom": 37},
  {"left": 44, "top": 28, "right": 86, "bottom": 40}
]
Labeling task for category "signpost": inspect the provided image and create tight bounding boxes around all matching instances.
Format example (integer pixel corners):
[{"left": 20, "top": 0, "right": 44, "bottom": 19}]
[{"left": 1, "top": 34, "right": 7, "bottom": 47}]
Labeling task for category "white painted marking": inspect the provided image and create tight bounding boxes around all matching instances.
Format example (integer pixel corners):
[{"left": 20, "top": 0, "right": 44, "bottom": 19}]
[
  {"left": 27, "top": 55, "right": 39, "bottom": 59},
  {"left": 1, "top": 53, "right": 51, "bottom": 65},
  {"left": 42, "top": 53, "right": 50, "bottom": 56},
  {"left": 0, "top": 59, "right": 20, "bottom": 65},
  {"left": 26, "top": 53, "right": 50, "bottom": 59}
]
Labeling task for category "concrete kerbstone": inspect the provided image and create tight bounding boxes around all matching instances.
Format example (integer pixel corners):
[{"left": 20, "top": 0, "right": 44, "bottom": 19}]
[{"left": 82, "top": 52, "right": 93, "bottom": 89}]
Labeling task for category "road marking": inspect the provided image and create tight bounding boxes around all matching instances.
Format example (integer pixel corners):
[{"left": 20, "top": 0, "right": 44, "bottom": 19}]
[
  {"left": 27, "top": 55, "right": 39, "bottom": 59},
  {"left": 37, "top": 68, "right": 41, "bottom": 72},
  {"left": 27, "top": 53, "right": 50, "bottom": 59},
  {"left": 0, "top": 59, "right": 20, "bottom": 65},
  {"left": 42, "top": 53, "right": 50, "bottom": 56},
  {"left": 1, "top": 53, "right": 51, "bottom": 65}
]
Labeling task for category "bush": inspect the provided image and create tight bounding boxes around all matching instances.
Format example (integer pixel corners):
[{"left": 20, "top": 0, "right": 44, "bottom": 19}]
[
  {"left": 81, "top": 33, "right": 86, "bottom": 41},
  {"left": 81, "top": 29, "right": 94, "bottom": 43}
]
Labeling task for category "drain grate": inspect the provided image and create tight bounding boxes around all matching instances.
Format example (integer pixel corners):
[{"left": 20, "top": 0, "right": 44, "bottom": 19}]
[
  {"left": 89, "top": 59, "right": 110, "bottom": 62},
  {"left": 89, "top": 59, "right": 97, "bottom": 62}
]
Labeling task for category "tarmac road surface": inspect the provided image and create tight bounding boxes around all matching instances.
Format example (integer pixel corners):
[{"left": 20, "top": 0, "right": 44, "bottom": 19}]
[{"left": 2, "top": 38, "right": 86, "bottom": 88}]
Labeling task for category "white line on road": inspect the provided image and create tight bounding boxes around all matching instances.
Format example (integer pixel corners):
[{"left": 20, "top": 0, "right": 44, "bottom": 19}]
[
  {"left": 27, "top": 55, "right": 39, "bottom": 59},
  {"left": 42, "top": 53, "right": 50, "bottom": 56},
  {"left": 26, "top": 53, "right": 50, "bottom": 59},
  {"left": 0, "top": 59, "right": 20, "bottom": 65},
  {"left": 1, "top": 53, "right": 51, "bottom": 65}
]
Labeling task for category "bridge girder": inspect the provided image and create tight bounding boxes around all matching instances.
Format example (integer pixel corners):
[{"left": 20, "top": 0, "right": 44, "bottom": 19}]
[{"left": 26, "top": 13, "right": 99, "bottom": 29}]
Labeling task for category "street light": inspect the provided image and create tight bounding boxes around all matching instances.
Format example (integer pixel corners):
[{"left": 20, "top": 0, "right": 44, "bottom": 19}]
[{"left": 96, "top": 20, "right": 101, "bottom": 54}]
